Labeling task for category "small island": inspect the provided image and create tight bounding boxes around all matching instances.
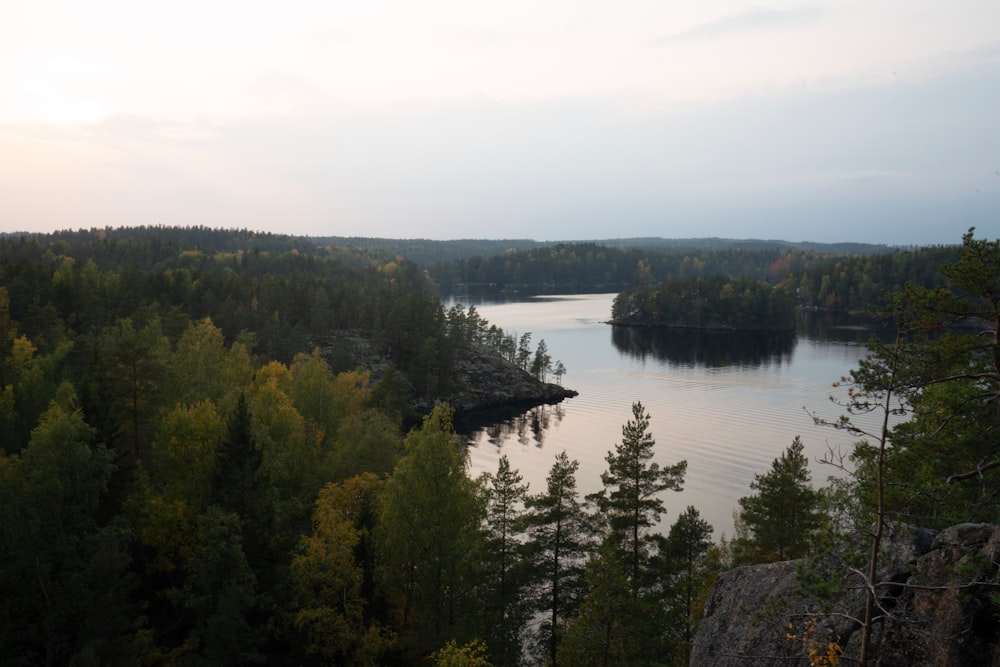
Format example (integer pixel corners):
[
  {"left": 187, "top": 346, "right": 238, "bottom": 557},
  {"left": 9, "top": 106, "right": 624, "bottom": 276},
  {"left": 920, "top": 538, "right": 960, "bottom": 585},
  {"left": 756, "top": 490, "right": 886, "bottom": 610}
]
[{"left": 609, "top": 275, "right": 797, "bottom": 331}]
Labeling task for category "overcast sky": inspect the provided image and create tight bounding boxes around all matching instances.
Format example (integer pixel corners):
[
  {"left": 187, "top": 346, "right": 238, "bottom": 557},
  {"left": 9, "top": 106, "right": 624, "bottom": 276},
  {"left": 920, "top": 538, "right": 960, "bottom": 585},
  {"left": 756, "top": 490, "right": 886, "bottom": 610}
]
[{"left": 2, "top": 1, "right": 998, "bottom": 245}]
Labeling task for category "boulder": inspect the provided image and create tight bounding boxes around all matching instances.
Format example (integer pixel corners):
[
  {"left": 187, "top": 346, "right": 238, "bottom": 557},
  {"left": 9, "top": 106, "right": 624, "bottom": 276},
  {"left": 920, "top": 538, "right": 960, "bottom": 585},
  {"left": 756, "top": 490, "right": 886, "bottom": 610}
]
[{"left": 690, "top": 524, "right": 1000, "bottom": 666}]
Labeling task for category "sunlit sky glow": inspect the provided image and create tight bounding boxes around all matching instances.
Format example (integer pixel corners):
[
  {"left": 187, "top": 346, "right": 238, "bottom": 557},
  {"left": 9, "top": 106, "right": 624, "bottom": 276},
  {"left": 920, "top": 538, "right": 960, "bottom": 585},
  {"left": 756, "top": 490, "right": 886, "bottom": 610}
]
[{"left": 2, "top": 1, "right": 999, "bottom": 244}]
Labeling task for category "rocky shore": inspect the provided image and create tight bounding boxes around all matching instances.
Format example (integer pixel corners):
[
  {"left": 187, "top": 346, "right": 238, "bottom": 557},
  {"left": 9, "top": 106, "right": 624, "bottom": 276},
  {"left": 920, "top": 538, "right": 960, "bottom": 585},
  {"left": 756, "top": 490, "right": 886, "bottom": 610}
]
[
  {"left": 319, "top": 332, "right": 577, "bottom": 417},
  {"left": 443, "top": 343, "right": 577, "bottom": 413}
]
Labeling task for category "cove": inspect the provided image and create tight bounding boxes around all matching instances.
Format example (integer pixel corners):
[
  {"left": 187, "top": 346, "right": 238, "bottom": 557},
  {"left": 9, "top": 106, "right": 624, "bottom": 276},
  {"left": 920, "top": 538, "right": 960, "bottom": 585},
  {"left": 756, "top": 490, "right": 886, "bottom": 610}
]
[{"left": 447, "top": 291, "right": 888, "bottom": 539}]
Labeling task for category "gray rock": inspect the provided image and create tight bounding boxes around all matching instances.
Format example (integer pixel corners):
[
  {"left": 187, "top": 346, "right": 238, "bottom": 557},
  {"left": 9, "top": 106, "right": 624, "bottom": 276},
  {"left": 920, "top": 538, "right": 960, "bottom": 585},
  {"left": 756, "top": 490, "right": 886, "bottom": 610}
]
[{"left": 691, "top": 524, "right": 1000, "bottom": 666}]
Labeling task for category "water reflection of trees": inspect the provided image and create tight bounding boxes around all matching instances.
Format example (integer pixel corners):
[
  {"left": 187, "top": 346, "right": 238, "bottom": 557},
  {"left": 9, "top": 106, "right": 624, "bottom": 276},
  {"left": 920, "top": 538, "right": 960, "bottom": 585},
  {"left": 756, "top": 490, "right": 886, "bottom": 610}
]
[
  {"left": 460, "top": 402, "right": 566, "bottom": 449},
  {"left": 796, "top": 310, "right": 892, "bottom": 345},
  {"left": 611, "top": 325, "right": 797, "bottom": 369}
]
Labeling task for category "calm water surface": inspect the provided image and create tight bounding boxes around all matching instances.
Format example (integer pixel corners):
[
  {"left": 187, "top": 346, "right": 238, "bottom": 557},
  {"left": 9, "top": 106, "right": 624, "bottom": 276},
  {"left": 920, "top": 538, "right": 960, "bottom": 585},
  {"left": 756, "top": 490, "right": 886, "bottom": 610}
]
[{"left": 448, "top": 292, "right": 883, "bottom": 539}]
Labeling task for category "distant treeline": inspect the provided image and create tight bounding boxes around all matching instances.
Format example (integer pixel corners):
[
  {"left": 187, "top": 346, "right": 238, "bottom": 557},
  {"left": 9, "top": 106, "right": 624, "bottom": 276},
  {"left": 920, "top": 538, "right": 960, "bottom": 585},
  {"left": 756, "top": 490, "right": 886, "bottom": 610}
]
[
  {"left": 304, "top": 235, "right": 895, "bottom": 268},
  {"left": 429, "top": 241, "right": 959, "bottom": 313}
]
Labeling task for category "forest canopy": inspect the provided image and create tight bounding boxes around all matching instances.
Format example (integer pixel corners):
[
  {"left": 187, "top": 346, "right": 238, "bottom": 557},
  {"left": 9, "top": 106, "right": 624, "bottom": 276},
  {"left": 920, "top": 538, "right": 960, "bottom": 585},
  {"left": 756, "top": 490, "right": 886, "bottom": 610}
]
[{"left": 0, "top": 225, "right": 989, "bottom": 666}]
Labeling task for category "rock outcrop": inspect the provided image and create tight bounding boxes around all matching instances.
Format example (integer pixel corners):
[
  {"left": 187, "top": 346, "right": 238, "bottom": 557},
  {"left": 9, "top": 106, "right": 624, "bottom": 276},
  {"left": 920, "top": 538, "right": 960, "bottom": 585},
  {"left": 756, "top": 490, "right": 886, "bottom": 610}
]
[
  {"left": 690, "top": 524, "right": 1000, "bottom": 666},
  {"left": 318, "top": 332, "right": 576, "bottom": 416},
  {"left": 444, "top": 343, "right": 576, "bottom": 413}
]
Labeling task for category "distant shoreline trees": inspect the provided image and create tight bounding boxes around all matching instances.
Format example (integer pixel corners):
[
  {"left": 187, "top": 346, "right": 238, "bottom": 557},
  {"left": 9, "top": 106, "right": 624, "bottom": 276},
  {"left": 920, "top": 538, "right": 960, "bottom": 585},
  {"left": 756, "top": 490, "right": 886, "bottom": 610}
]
[
  {"left": 430, "top": 239, "right": 958, "bottom": 317},
  {"left": 611, "top": 276, "right": 797, "bottom": 331}
]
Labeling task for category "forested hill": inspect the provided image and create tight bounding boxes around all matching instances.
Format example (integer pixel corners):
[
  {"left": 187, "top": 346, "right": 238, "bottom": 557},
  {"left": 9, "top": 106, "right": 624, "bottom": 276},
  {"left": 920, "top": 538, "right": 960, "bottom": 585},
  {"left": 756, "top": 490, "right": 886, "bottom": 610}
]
[
  {"left": 303, "top": 235, "right": 894, "bottom": 266},
  {"left": 592, "top": 236, "right": 893, "bottom": 254},
  {"left": 0, "top": 225, "right": 574, "bottom": 664},
  {"left": 0, "top": 227, "right": 569, "bottom": 430},
  {"left": 9, "top": 226, "right": 892, "bottom": 267}
]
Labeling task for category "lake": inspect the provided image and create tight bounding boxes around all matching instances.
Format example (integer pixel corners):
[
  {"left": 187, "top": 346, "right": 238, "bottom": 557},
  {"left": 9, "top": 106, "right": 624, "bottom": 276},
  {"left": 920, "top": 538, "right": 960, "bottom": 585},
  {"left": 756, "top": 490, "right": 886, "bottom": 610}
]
[{"left": 446, "top": 292, "right": 886, "bottom": 540}]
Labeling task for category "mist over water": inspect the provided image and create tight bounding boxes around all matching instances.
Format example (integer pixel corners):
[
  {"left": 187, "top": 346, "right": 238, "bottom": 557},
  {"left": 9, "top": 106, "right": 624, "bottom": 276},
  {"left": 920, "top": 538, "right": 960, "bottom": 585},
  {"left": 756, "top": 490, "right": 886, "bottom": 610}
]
[{"left": 447, "top": 292, "right": 885, "bottom": 539}]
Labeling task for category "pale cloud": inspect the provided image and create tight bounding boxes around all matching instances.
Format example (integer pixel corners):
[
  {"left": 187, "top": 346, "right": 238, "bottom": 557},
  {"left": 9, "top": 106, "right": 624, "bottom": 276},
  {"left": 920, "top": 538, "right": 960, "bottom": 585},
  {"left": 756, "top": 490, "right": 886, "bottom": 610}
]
[{"left": 652, "top": 6, "right": 829, "bottom": 45}]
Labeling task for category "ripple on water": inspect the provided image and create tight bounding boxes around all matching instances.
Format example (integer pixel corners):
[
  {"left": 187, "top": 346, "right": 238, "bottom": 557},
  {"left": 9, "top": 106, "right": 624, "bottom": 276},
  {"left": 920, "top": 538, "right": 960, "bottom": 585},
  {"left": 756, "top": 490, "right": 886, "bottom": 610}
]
[{"left": 458, "top": 294, "right": 879, "bottom": 538}]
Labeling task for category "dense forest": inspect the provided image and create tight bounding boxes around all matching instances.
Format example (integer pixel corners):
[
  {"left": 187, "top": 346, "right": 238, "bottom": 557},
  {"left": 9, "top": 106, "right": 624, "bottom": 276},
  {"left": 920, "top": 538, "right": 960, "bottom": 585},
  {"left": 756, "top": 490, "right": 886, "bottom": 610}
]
[
  {"left": 0, "top": 227, "right": 568, "bottom": 666},
  {"left": 1, "top": 226, "right": 997, "bottom": 666},
  {"left": 428, "top": 241, "right": 959, "bottom": 316},
  {"left": 0, "top": 227, "right": 576, "bottom": 418}
]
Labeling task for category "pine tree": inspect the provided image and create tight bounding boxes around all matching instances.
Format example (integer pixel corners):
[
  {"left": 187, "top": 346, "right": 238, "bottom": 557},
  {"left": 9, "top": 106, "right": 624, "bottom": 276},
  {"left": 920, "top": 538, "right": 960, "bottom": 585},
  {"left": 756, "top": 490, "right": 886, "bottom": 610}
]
[
  {"left": 577, "top": 402, "right": 687, "bottom": 665},
  {"left": 556, "top": 541, "right": 634, "bottom": 667},
  {"left": 736, "top": 436, "right": 820, "bottom": 562},
  {"left": 531, "top": 339, "right": 551, "bottom": 381},
  {"left": 590, "top": 401, "right": 686, "bottom": 595},
  {"left": 523, "top": 451, "right": 591, "bottom": 667},
  {"left": 656, "top": 506, "right": 714, "bottom": 664},
  {"left": 481, "top": 456, "right": 529, "bottom": 667}
]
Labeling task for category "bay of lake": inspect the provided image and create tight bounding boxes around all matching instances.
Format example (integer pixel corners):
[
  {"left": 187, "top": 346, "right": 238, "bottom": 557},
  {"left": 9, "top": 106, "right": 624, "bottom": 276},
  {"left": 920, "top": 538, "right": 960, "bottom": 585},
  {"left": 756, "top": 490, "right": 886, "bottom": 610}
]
[{"left": 446, "top": 292, "right": 886, "bottom": 540}]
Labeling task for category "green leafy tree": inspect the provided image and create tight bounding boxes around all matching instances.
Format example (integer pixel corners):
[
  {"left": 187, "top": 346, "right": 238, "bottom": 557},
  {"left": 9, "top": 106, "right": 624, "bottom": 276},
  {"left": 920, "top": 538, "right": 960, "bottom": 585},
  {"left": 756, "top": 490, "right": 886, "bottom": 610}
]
[
  {"left": 431, "top": 639, "right": 494, "bottom": 667},
  {"left": 2, "top": 335, "right": 44, "bottom": 452},
  {"left": 169, "top": 317, "right": 230, "bottom": 409},
  {"left": 522, "top": 451, "right": 591, "bottom": 667},
  {"left": 0, "top": 385, "right": 134, "bottom": 665},
  {"left": 4, "top": 334, "right": 75, "bottom": 455},
  {"left": 290, "top": 349, "right": 371, "bottom": 452},
  {"left": 376, "top": 405, "right": 486, "bottom": 660},
  {"left": 131, "top": 399, "right": 225, "bottom": 573},
  {"left": 250, "top": 360, "right": 314, "bottom": 550},
  {"left": 328, "top": 408, "right": 403, "bottom": 482},
  {"left": 291, "top": 473, "right": 394, "bottom": 666},
  {"left": 735, "top": 436, "right": 820, "bottom": 563}
]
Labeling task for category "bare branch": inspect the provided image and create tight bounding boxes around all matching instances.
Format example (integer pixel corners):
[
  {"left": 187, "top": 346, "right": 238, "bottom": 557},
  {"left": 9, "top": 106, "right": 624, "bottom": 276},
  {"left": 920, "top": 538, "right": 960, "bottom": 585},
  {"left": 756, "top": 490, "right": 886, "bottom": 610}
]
[{"left": 946, "top": 459, "right": 1000, "bottom": 484}]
